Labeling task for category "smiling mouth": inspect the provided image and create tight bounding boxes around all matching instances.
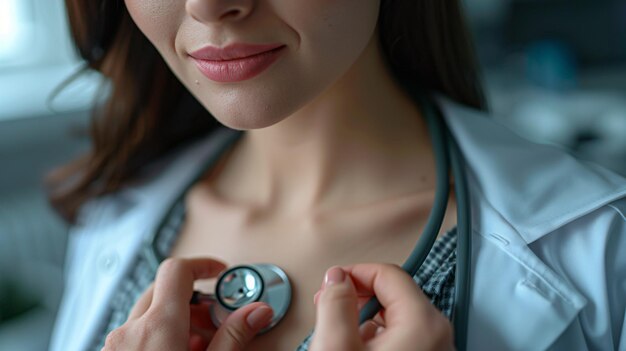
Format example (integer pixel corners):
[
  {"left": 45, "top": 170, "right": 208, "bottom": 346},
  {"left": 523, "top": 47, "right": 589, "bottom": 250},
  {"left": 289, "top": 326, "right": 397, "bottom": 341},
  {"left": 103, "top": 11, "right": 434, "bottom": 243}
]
[{"left": 191, "top": 45, "right": 287, "bottom": 83}]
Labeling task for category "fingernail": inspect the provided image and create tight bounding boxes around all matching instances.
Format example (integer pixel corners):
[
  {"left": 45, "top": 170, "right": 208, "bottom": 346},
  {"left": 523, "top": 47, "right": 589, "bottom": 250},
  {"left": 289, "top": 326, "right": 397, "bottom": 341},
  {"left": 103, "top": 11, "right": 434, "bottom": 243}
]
[
  {"left": 325, "top": 266, "right": 346, "bottom": 287},
  {"left": 246, "top": 306, "right": 273, "bottom": 330},
  {"left": 358, "top": 320, "right": 378, "bottom": 334}
]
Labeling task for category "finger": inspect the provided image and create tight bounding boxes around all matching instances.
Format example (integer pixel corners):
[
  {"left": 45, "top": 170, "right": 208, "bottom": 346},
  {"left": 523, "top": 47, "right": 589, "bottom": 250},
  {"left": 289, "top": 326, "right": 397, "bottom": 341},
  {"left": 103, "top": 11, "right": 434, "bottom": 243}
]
[
  {"left": 127, "top": 284, "right": 154, "bottom": 321},
  {"left": 311, "top": 266, "right": 362, "bottom": 350},
  {"left": 314, "top": 290, "right": 373, "bottom": 308},
  {"left": 151, "top": 258, "right": 226, "bottom": 316},
  {"left": 206, "top": 302, "right": 273, "bottom": 351},
  {"left": 345, "top": 264, "right": 454, "bottom": 350},
  {"left": 359, "top": 320, "right": 379, "bottom": 343},
  {"left": 314, "top": 291, "right": 385, "bottom": 324},
  {"left": 373, "top": 310, "right": 385, "bottom": 325},
  {"left": 341, "top": 263, "right": 432, "bottom": 327}
]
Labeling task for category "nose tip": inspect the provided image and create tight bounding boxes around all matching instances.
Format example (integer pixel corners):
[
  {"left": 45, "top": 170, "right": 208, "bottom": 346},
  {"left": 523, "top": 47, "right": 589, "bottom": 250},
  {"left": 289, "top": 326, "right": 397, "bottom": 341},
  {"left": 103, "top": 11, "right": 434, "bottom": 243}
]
[{"left": 186, "top": 0, "right": 254, "bottom": 24}]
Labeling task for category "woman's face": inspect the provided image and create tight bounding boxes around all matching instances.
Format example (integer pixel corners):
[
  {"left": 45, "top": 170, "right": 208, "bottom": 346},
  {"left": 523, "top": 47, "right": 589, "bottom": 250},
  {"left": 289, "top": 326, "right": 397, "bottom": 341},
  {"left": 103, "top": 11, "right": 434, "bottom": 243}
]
[{"left": 124, "top": 0, "right": 381, "bottom": 130}]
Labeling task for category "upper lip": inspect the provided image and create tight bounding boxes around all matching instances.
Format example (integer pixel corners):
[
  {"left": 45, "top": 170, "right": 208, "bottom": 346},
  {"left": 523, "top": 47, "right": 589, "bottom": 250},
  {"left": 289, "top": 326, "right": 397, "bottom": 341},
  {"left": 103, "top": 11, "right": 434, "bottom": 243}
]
[{"left": 189, "top": 43, "right": 285, "bottom": 61}]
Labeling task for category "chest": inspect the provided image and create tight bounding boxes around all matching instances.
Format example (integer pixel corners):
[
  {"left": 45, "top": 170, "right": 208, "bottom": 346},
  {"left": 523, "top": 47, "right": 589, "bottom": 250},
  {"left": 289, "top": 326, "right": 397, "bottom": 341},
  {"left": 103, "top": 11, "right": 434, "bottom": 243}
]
[{"left": 168, "top": 194, "right": 457, "bottom": 350}]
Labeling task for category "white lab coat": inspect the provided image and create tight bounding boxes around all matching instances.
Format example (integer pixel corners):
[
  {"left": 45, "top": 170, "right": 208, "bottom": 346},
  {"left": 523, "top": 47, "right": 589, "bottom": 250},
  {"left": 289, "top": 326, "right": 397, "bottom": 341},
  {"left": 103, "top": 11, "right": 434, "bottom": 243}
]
[{"left": 49, "top": 97, "right": 626, "bottom": 351}]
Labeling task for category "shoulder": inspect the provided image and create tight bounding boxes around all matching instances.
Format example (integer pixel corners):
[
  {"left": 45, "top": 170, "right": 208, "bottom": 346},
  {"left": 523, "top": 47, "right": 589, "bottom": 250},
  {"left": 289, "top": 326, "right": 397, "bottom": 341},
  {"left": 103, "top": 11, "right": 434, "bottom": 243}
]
[
  {"left": 75, "top": 126, "right": 241, "bottom": 228},
  {"left": 52, "top": 127, "right": 242, "bottom": 351},
  {"left": 63, "top": 126, "right": 242, "bottom": 292},
  {"left": 63, "top": 126, "right": 243, "bottom": 276}
]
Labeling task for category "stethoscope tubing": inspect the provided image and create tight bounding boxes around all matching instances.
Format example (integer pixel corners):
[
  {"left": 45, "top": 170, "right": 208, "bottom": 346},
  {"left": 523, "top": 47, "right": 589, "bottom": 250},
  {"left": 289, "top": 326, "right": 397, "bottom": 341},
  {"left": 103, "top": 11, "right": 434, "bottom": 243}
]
[
  {"left": 357, "top": 94, "right": 471, "bottom": 351},
  {"left": 357, "top": 94, "right": 451, "bottom": 321},
  {"left": 448, "top": 119, "right": 472, "bottom": 351}
]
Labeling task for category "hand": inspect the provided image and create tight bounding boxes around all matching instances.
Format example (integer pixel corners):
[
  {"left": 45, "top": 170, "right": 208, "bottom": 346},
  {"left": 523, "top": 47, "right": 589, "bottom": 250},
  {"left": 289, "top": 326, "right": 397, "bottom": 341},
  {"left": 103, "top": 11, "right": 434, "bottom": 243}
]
[
  {"left": 310, "top": 264, "right": 455, "bottom": 351},
  {"left": 101, "top": 258, "right": 274, "bottom": 351}
]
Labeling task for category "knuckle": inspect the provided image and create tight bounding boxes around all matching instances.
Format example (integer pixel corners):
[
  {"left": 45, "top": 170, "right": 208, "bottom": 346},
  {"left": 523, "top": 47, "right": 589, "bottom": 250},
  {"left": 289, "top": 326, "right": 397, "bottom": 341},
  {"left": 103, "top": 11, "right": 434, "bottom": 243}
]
[
  {"left": 142, "top": 313, "right": 164, "bottom": 331},
  {"left": 378, "top": 263, "right": 405, "bottom": 276},
  {"left": 320, "top": 283, "right": 354, "bottom": 304},
  {"left": 103, "top": 317, "right": 171, "bottom": 350},
  {"left": 103, "top": 328, "right": 126, "bottom": 350}
]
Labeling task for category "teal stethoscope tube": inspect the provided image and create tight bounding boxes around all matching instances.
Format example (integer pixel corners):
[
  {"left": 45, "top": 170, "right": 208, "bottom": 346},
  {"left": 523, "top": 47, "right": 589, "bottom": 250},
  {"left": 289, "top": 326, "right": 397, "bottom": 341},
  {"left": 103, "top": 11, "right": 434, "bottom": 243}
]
[
  {"left": 357, "top": 93, "right": 472, "bottom": 350},
  {"left": 145, "top": 90, "right": 472, "bottom": 349}
]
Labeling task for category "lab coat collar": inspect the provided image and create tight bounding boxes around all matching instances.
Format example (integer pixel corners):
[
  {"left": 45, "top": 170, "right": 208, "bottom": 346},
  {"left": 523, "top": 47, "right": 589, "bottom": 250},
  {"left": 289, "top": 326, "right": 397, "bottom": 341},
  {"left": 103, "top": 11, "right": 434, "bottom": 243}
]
[{"left": 437, "top": 96, "right": 626, "bottom": 244}]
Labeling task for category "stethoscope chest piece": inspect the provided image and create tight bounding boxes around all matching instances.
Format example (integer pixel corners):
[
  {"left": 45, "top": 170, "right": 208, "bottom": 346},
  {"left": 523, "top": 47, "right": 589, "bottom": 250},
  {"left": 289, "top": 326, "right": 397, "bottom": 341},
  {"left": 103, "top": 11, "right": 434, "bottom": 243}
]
[{"left": 210, "top": 264, "right": 291, "bottom": 333}]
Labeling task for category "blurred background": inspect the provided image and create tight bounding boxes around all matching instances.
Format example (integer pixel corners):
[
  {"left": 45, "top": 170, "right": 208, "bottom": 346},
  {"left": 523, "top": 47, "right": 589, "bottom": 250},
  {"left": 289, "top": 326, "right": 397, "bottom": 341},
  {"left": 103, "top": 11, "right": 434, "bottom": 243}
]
[{"left": 0, "top": 0, "right": 625, "bottom": 350}]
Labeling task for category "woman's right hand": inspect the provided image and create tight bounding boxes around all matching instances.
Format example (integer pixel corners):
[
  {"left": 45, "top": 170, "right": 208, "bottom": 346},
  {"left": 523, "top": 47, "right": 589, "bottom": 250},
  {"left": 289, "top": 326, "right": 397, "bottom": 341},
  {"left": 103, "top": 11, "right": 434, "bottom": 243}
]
[
  {"left": 310, "top": 264, "right": 455, "bottom": 351},
  {"left": 101, "top": 257, "right": 273, "bottom": 351}
]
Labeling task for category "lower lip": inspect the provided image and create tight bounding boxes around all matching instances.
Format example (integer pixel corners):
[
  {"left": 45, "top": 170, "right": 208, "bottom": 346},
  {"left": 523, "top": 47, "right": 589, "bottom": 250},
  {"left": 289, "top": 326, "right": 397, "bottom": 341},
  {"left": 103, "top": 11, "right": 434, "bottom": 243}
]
[{"left": 191, "top": 46, "right": 286, "bottom": 83}]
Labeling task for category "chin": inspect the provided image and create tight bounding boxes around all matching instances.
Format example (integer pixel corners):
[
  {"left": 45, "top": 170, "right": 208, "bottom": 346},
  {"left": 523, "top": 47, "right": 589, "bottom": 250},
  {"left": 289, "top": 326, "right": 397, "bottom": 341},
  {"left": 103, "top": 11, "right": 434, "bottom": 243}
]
[
  {"left": 215, "top": 117, "right": 284, "bottom": 131},
  {"left": 200, "top": 89, "right": 308, "bottom": 131},
  {"left": 209, "top": 107, "right": 290, "bottom": 131}
]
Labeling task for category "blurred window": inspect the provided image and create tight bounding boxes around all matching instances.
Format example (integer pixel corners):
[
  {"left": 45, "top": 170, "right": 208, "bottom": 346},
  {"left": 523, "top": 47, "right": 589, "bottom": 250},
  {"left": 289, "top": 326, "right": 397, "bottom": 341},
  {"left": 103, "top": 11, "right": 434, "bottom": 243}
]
[
  {"left": 0, "top": 0, "right": 102, "bottom": 120},
  {"left": 0, "top": 0, "right": 36, "bottom": 69},
  {"left": 0, "top": 1, "right": 24, "bottom": 58}
]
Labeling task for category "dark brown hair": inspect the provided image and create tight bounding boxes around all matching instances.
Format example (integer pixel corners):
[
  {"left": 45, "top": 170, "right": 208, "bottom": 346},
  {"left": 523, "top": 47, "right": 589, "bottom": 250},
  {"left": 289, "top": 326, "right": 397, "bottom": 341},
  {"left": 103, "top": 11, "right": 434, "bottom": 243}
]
[{"left": 50, "top": 0, "right": 486, "bottom": 222}]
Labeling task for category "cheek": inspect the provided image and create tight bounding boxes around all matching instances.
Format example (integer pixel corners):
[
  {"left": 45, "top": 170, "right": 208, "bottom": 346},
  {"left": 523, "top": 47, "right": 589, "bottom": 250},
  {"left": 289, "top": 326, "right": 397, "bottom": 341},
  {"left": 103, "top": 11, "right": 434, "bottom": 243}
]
[
  {"left": 289, "top": 0, "right": 380, "bottom": 57},
  {"left": 124, "top": 0, "right": 182, "bottom": 48},
  {"left": 274, "top": 2, "right": 379, "bottom": 98}
]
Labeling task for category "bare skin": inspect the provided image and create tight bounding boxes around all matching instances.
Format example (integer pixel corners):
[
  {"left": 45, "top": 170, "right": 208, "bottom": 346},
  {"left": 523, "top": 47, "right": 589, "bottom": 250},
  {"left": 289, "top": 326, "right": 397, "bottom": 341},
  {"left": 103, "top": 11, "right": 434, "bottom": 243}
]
[
  {"left": 169, "top": 147, "right": 457, "bottom": 350},
  {"left": 124, "top": 2, "right": 458, "bottom": 349}
]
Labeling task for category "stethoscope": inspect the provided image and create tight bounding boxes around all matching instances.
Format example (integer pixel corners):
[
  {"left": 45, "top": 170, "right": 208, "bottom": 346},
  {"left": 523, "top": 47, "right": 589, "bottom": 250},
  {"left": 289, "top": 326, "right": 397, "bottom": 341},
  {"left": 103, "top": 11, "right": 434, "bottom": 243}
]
[{"left": 144, "top": 89, "right": 472, "bottom": 350}]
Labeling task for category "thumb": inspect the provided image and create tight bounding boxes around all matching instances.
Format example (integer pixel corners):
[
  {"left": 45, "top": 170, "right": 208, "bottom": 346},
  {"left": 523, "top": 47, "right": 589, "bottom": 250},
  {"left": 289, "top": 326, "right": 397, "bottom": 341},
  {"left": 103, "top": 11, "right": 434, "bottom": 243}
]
[
  {"left": 310, "top": 266, "right": 362, "bottom": 351},
  {"left": 206, "top": 302, "right": 273, "bottom": 351}
]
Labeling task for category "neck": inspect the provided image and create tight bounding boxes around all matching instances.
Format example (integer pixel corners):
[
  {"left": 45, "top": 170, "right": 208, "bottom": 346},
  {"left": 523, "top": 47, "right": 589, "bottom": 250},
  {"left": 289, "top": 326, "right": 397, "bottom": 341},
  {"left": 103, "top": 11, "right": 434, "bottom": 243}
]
[{"left": 209, "top": 35, "right": 436, "bottom": 216}]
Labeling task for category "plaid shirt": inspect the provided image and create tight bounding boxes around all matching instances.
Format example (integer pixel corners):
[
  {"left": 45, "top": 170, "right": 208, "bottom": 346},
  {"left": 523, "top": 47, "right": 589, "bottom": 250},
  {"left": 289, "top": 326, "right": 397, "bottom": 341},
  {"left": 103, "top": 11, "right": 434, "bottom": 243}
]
[{"left": 91, "top": 199, "right": 457, "bottom": 351}]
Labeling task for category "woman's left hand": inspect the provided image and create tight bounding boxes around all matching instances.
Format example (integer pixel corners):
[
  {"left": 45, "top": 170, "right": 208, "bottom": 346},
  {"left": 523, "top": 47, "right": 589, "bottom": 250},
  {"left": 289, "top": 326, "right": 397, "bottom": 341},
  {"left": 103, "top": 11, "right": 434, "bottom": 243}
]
[
  {"left": 310, "top": 264, "right": 455, "bottom": 351},
  {"left": 101, "top": 257, "right": 273, "bottom": 351}
]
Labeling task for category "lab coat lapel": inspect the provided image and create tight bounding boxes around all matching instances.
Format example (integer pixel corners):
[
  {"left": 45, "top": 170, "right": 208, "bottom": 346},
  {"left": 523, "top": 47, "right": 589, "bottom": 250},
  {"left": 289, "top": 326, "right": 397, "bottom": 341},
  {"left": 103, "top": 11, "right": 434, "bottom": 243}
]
[
  {"left": 436, "top": 96, "right": 626, "bottom": 244},
  {"left": 466, "top": 189, "right": 588, "bottom": 350},
  {"left": 432, "top": 97, "right": 597, "bottom": 349}
]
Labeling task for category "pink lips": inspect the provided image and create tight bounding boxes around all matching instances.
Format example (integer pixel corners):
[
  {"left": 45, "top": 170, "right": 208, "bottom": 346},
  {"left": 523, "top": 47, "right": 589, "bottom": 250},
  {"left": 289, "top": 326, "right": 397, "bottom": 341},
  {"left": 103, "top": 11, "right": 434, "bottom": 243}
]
[{"left": 189, "top": 43, "right": 286, "bottom": 83}]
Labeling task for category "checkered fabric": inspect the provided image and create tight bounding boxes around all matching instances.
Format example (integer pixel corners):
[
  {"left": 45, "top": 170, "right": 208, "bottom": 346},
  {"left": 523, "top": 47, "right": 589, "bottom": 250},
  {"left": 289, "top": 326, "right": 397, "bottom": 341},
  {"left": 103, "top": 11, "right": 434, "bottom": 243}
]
[{"left": 90, "top": 198, "right": 457, "bottom": 351}]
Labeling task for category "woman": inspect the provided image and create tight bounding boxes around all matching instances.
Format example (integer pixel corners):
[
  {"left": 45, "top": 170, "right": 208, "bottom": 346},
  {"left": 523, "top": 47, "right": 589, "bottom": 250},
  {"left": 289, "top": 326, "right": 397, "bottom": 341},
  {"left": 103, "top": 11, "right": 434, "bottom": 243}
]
[{"left": 49, "top": 0, "right": 626, "bottom": 350}]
